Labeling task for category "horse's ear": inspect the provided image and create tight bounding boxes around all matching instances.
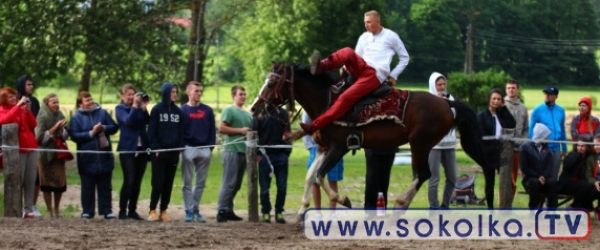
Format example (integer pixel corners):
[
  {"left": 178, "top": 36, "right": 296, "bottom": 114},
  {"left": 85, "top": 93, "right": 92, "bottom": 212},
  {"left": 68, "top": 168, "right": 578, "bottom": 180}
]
[
  {"left": 277, "top": 63, "right": 285, "bottom": 72},
  {"left": 271, "top": 61, "right": 276, "bottom": 70}
]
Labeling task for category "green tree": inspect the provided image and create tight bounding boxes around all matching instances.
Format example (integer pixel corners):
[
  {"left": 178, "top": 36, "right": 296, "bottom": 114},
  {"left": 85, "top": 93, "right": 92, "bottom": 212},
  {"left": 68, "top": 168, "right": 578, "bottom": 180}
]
[
  {"left": 233, "top": 0, "right": 383, "bottom": 93},
  {"left": 0, "top": 0, "right": 79, "bottom": 86},
  {"left": 403, "top": 0, "right": 466, "bottom": 81}
]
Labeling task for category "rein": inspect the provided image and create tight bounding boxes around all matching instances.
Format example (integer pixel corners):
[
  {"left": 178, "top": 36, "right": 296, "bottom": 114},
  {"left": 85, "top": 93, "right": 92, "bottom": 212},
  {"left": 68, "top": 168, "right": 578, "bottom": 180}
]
[{"left": 263, "top": 65, "right": 296, "bottom": 117}]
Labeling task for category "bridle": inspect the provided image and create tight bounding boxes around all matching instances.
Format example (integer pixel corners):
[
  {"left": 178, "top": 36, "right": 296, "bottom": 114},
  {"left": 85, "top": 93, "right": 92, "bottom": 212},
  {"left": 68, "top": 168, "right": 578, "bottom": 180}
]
[{"left": 258, "top": 65, "right": 296, "bottom": 116}]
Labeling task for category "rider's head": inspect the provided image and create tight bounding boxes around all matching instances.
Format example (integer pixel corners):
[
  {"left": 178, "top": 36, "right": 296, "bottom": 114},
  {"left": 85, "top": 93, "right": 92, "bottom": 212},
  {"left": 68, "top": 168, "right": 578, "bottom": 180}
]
[{"left": 364, "top": 10, "right": 382, "bottom": 34}]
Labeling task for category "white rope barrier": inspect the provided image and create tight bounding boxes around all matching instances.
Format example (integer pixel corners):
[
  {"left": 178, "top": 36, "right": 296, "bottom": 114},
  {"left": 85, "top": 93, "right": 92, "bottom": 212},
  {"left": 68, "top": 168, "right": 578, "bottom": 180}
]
[
  {"left": 0, "top": 136, "right": 295, "bottom": 154},
  {"left": 482, "top": 135, "right": 598, "bottom": 146}
]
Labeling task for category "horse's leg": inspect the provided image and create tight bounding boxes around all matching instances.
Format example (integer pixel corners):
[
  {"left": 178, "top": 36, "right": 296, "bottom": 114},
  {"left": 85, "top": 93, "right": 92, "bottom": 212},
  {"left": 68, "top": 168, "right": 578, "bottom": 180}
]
[
  {"left": 316, "top": 147, "right": 351, "bottom": 208},
  {"left": 297, "top": 150, "right": 324, "bottom": 223},
  {"left": 395, "top": 143, "right": 432, "bottom": 208}
]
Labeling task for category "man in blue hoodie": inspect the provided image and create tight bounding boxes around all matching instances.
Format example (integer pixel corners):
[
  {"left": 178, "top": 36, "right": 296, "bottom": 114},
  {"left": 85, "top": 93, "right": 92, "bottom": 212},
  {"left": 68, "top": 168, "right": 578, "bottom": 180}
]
[
  {"left": 180, "top": 81, "right": 216, "bottom": 223},
  {"left": 529, "top": 86, "right": 567, "bottom": 181},
  {"left": 147, "top": 82, "right": 184, "bottom": 222}
]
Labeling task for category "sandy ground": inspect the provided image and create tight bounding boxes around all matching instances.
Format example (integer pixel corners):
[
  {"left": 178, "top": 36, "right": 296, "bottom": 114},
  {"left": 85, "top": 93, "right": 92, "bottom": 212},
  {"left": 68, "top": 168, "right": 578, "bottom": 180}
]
[{"left": 0, "top": 216, "right": 598, "bottom": 250}]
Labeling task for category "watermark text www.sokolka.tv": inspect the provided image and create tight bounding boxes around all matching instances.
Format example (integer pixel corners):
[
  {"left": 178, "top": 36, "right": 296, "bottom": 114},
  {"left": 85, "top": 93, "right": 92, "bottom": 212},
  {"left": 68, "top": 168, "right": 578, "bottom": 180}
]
[{"left": 303, "top": 209, "right": 591, "bottom": 240}]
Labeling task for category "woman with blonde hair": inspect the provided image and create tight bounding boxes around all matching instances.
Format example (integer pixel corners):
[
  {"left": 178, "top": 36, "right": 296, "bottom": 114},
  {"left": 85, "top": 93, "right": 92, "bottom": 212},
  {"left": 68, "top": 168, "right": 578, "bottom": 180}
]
[{"left": 35, "top": 93, "right": 69, "bottom": 218}]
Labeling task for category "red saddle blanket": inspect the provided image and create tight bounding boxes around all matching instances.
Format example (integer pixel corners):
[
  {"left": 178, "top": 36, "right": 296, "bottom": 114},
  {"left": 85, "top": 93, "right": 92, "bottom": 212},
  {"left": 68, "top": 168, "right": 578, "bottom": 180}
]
[{"left": 331, "top": 88, "right": 411, "bottom": 127}]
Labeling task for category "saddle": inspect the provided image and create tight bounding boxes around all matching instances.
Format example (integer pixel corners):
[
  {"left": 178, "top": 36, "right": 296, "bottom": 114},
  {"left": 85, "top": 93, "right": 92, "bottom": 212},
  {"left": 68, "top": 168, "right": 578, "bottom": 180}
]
[
  {"left": 331, "top": 74, "right": 391, "bottom": 105},
  {"left": 329, "top": 72, "right": 404, "bottom": 150}
]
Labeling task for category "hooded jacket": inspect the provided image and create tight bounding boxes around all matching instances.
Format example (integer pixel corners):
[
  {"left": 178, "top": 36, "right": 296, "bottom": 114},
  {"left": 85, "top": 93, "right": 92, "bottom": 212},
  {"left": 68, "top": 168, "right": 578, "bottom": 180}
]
[
  {"left": 0, "top": 103, "right": 38, "bottom": 153},
  {"left": 428, "top": 72, "right": 456, "bottom": 149},
  {"left": 69, "top": 103, "right": 119, "bottom": 175},
  {"left": 519, "top": 123, "right": 554, "bottom": 184},
  {"left": 570, "top": 97, "right": 600, "bottom": 141},
  {"left": 16, "top": 75, "right": 40, "bottom": 117},
  {"left": 529, "top": 102, "right": 567, "bottom": 153},
  {"left": 148, "top": 82, "right": 184, "bottom": 150},
  {"left": 504, "top": 95, "right": 529, "bottom": 149}
]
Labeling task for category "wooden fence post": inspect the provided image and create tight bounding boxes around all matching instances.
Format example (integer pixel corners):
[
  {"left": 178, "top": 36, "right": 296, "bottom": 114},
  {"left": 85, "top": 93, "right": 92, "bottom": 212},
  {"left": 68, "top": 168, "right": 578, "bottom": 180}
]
[
  {"left": 498, "top": 128, "right": 515, "bottom": 208},
  {"left": 246, "top": 131, "right": 259, "bottom": 222},
  {"left": 3, "top": 124, "right": 22, "bottom": 217}
]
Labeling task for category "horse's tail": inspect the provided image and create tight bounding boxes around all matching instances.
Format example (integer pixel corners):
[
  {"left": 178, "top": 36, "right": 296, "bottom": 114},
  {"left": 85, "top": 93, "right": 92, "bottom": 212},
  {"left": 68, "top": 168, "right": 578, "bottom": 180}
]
[{"left": 448, "top": 100, "right": 495, "bottom": 208}]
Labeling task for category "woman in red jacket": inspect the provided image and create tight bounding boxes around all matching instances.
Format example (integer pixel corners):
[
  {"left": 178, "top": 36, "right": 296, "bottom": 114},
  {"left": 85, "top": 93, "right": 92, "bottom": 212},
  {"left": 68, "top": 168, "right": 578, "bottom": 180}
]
[
  {"left": 0, "top": 87, "right": 39, "bottom": 218},
  {"left": 571, "top": 97, "right": 600, "bottom": 143}
]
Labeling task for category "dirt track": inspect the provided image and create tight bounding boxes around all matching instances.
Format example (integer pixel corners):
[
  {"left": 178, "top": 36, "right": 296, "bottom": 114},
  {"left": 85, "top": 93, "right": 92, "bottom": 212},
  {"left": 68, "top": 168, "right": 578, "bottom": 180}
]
[{"left": 0, "top": 216, "right": 598, "bottom": 250}]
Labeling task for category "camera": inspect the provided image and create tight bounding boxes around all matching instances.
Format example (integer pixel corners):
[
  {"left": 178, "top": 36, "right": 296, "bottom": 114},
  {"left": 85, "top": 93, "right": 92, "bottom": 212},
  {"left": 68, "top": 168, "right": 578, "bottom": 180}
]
[
  {"left": 440, "top": 91, "right": 450, "bottom": 98},
  {"left": 136, "top": 91, "right": 150, "bottom": 102}
]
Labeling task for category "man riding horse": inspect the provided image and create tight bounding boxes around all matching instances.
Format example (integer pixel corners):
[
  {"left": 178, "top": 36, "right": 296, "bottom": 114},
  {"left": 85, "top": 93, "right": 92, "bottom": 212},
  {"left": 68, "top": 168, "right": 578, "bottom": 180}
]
[{"left": 299, "top": 10, "right": 409, "bottom": 135}]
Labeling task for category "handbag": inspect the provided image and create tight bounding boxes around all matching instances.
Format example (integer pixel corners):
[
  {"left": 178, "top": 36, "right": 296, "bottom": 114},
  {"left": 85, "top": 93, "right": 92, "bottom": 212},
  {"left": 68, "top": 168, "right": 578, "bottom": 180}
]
[{"left": 54, "top": 136, "right": 74, "bottom": 161}]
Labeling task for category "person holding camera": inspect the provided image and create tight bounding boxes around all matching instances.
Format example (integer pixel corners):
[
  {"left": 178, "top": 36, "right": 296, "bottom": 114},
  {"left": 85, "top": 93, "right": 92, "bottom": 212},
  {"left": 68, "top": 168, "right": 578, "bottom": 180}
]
[
  {"left": 0, "top": 87, "right": 39, "bottom": 218},
  {"left": 17, "top": 75, "right": 43, "bottom": 217},
  {"left": 115, "top": 84, "right": 150, "bottom": 220},
  {"left": 426, "top": 72, "right": 457, "bottom": 209}
]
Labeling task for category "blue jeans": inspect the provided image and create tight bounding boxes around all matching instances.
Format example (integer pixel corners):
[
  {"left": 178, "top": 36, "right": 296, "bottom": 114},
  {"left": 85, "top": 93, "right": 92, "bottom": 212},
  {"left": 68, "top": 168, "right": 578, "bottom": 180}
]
[{"left": 259, "top": 153, "right": 289, "bottom": 214}]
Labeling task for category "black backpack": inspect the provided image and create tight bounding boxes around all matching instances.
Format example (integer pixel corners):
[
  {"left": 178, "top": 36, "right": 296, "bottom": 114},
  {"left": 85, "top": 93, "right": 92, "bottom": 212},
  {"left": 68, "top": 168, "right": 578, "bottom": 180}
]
[{"left": 451, "top": 174, "right": 485, "bottom": 206}]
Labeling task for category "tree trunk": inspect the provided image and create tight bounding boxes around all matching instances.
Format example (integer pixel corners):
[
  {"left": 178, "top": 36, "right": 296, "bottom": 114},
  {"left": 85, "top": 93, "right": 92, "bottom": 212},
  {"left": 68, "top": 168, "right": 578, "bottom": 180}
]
[
  {"left": 78, "top": 0, "right": 97, "bottom": 93},
  {"left": 182, "top": 0, "right": 207, "bottom": 104},
  {"left": 79, "top": 59, "right": 92, "bottom": 92}
]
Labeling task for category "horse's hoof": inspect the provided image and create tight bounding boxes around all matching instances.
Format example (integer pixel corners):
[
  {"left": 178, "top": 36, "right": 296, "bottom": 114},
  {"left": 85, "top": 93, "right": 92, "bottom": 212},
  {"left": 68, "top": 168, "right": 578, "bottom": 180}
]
[
  {"left": 296, "top": 213, "right": 304, "bottom": 223},
  {"left": 341, "top": 196, "right": 352, "bottom": 208}
]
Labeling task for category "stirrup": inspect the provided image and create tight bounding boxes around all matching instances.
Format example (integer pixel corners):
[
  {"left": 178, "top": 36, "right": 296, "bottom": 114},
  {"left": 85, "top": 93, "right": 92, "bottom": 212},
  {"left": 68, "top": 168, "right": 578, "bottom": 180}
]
[{"left": 346, "top": 132, "right": 361, "bottom": 150}]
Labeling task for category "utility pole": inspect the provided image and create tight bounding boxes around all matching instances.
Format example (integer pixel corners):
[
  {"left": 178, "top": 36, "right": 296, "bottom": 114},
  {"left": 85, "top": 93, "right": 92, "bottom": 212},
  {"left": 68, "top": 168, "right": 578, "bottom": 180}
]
[{"left": 463, "top": 11, "right": 480, "bottom": 75}]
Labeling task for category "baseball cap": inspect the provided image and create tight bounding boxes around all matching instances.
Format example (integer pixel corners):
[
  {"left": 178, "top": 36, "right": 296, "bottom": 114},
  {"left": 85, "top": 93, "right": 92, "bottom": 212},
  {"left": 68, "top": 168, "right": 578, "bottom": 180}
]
[{"left": 542, "top": 86, "right": 559, "bottom": 95}]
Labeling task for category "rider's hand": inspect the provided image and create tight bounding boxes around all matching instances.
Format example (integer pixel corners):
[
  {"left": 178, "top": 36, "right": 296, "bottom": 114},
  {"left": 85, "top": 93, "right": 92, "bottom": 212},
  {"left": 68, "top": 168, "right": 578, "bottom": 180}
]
[{"left": 387, "top": 77, "right": 397, "bottom": 86}]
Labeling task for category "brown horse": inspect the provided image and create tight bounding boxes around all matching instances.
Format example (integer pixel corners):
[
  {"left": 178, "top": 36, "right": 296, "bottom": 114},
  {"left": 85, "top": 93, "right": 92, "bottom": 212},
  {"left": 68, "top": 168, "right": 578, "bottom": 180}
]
[{"left": 251, "top": 63, "right": 494, "bottom": 220}]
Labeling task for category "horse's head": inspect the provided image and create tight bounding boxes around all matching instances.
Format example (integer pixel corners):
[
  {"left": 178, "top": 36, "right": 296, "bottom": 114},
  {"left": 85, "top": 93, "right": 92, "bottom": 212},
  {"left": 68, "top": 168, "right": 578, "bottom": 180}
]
[{"left": 250, "top": 62, "right": 295, "bottom": 117}]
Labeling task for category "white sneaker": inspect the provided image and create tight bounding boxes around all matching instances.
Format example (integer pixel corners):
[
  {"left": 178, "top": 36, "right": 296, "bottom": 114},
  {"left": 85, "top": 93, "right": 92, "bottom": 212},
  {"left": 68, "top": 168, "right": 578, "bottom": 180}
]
[
  {"left": 314, "top": 213, "right": 323, "bottom": 221},
  {"left": 328, "top": 213, "right": 339, "bottom": 221},
  {"left": 32, "top": 206, "right": 42, "bottom": 217}
]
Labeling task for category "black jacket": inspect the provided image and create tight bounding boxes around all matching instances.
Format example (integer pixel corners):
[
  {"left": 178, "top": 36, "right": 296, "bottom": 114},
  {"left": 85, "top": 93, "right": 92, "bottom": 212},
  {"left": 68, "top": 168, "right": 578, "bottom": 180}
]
[
  {"left": 148, "top": 82, "right": 184, "bottom": 150},
  {"left": 519, "top": 142, "right": 555, "bottom": 186},
  {"left": 477, "top": 106, "right": 516, "bottom": 167},
  {"left": 477, "top": 106, "right": 516, "bottom": 136},
  {"left": 252, "top": 107, "right": 291, "bottom": 155},
  {"left": 16, "top": 75, "right": 40, "bottom": 117},
  {"left": 557, "top": 151, "right": 595, "bottom": 189}
]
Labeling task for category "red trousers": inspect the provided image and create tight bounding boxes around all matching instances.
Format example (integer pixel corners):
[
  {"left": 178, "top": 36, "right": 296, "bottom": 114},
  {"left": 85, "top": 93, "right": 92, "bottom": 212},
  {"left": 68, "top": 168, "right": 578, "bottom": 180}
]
[{"left": 312, "top": 47, "right": 381, "bottom": 129}]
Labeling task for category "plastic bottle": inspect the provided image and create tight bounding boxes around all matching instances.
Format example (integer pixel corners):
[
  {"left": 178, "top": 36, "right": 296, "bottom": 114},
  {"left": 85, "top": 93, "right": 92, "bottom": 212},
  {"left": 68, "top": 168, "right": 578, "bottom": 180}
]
[{"left": 376, "top": 192, "right": 385, "bottom": 217}]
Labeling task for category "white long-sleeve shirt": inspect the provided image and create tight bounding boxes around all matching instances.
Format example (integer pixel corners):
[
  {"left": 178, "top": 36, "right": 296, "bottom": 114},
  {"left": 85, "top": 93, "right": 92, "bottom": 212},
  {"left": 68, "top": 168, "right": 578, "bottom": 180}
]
[{"left": 355, "top": 27, "right": 409, "bottom": 83}]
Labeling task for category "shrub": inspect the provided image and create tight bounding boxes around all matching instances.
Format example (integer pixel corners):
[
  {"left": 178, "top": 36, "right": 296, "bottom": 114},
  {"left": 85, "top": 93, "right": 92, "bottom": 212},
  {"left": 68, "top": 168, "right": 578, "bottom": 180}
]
[{"left": 447, "top": 69, "right": 513, "bottom": 111}]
